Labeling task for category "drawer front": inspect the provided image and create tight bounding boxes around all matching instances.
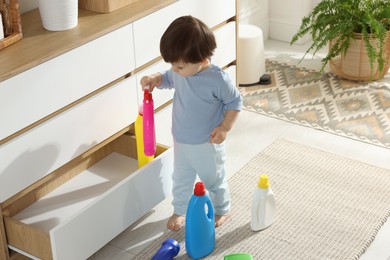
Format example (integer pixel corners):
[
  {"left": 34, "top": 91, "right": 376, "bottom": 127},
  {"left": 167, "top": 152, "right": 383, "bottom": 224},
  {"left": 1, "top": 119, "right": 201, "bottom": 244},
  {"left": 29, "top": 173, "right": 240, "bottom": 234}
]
[
  {"left": 132, "top": 1, "right": 186, "bottom": 67},
  {"left": 213, "top": 21, "right": 236, "bottom": 68},
  {"left": 135, "top": 60, "right": 173, "bottom": 109},
  {"left": 50, "top": 149, "right": 173, "bottom": 260},
  {"left": 155, "top": 104, "right": 174, "bottom": 146},
  {"left": 224, "top": 65, "right": 237, "bottom": 87},
  {"left": 0, "top": 77, "right": 138, "bottom": 202},
  {"left": 185, "top": 0, "right": 236, "bottom": 28},
  {"left": 0, "top": 23, "right": 135, "bottom": 142}
]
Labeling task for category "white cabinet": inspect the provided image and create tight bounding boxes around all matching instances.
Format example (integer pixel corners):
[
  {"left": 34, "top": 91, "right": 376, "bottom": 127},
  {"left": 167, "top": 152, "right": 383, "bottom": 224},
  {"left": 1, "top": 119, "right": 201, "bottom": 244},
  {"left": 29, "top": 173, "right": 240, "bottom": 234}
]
[
  {"left": 0, "top": 24, "right": 135, "bottom": 141},
  {"left": 185, "top": 0, "right": 236, "bottom": 28},
  {"left": 213, "top": 21, "right": 237, "bottom": 68},
  {"left": 0, "top": 76, "right": 138, "bottom": 202},
  {"left": 132, "top": 1, "right": 187, "bottom": 67},
  {"left": 225, "top": 65, "right": 237, "bottom": 86}
]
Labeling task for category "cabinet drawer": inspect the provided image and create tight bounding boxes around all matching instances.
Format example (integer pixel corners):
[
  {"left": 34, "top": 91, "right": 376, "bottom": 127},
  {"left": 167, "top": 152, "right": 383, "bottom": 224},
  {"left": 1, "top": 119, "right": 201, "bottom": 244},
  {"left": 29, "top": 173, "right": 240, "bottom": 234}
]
[
  {"left": 0, "top": 76, "right": 138, "bottom": 203},
  {"left": 132, "top": 1, "right": 186, "bottom": 67},
  {"left": 155, "top": 104, "right": 173, "bottom": 146},
  {"left": 4, "top": 135, "right": 173, "bottom": 260},
  {"left": 0, "top": 23, "right": 135, "bottom": 142},
  {"left": 135, "top": 60, "right": 173, "bottom": 108},
  {"left": 224, "top": 65, "right": 237, "bottom": 87},
  {"left": 213, "top": 21, "right": 236, "bottom": 68},
  {"left": 185, "top": 0, "right": 236, "bottom": 29}
]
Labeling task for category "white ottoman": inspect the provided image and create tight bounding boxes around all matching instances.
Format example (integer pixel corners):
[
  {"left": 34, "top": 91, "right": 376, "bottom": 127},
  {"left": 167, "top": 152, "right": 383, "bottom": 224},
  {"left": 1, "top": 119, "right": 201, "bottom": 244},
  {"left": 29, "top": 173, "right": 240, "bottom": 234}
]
[{"left": 238, "top": 24, "right": 266, "bottom": 85}]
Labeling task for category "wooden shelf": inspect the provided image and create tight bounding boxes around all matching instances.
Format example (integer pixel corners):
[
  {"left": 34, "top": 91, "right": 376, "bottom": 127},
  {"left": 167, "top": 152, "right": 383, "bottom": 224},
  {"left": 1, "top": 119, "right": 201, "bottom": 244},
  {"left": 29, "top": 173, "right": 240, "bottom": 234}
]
[{"left": 0, "top": 0, "right": 176, "bottom": 82}]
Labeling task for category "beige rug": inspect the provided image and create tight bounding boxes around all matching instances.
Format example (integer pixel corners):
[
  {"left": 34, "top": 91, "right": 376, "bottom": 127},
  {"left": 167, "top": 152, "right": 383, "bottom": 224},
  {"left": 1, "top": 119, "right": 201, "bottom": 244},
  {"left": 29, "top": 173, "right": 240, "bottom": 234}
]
[
  {"left": 240, "top": 60, "right": 390, "bottom": 148},
  {"left": 135, "top": 139, "right": 390, "bottom": 259}
]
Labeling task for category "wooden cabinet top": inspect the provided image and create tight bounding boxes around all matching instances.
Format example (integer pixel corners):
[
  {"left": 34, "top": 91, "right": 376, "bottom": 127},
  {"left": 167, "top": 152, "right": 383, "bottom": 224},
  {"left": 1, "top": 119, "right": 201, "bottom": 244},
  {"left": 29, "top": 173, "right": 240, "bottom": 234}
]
[{"left": 0, "top": 0, "right": 175, "bottom": 82}]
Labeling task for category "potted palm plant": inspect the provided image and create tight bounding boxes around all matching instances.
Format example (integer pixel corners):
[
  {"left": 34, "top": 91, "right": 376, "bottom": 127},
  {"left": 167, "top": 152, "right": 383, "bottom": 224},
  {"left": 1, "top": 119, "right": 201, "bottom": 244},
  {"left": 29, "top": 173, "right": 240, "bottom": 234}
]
[{"left": 291, "top": 0, "right": 390, "bottom": 81}]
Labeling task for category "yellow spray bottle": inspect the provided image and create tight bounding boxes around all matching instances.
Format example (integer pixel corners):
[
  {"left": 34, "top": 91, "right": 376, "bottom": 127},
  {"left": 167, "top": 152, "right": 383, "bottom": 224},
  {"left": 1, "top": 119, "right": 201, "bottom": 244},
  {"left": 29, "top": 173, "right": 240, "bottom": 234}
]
[{"left": 135, "top": 105, "right": 154, "bottom": 168}]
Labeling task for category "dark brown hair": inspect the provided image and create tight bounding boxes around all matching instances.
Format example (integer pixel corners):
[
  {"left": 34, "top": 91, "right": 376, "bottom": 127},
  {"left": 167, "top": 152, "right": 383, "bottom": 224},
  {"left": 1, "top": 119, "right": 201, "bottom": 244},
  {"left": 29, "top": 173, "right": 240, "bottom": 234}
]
[{"left": 160, "top": 16, "right": 216, "bottom": 64}]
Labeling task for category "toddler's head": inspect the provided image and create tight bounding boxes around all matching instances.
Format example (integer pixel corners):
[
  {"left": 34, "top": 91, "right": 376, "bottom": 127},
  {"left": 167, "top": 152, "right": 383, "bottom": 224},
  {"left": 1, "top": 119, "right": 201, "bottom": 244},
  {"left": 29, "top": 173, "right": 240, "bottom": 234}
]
[{"left": 160, "top": 16, "right": 216, "bottom": 65}]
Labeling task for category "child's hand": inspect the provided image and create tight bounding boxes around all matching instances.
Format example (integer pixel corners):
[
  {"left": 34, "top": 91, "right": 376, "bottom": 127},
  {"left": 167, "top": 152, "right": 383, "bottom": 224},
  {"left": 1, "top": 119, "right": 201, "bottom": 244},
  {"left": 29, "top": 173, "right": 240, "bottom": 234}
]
[
  {"left": 209, "top": 125, "right": 228, "bottom": 144},
  {"left": 140, "top": 73, "right": 163, "bottom": 92},
  {"left": 210, "top": 110, "right": 239, "bottom": 144}
]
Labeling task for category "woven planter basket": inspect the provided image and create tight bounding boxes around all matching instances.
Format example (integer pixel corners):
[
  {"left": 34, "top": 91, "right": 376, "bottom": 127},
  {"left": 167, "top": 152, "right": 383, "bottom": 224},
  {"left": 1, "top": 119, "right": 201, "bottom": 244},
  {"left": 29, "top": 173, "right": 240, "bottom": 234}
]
[
  {"left": 329, "top": 31, "right": 390, "bottom": 81},
  {"left": 0, "top": 0, "right": 22, "bottom": 50}
]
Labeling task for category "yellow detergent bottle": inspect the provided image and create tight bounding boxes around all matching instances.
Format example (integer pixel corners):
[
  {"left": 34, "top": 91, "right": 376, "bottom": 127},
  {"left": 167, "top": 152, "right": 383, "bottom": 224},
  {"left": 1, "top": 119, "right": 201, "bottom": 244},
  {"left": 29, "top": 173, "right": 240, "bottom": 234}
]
[{"left": 135, "top": 105, "right": 154, "bottom": 168}]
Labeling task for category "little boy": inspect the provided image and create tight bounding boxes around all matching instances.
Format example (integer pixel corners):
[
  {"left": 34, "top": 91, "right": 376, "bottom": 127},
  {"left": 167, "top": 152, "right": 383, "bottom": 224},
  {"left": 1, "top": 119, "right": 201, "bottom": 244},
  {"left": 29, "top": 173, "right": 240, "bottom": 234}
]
[{"left": 140, "top": 15, "right": 242, "bottom": 231}]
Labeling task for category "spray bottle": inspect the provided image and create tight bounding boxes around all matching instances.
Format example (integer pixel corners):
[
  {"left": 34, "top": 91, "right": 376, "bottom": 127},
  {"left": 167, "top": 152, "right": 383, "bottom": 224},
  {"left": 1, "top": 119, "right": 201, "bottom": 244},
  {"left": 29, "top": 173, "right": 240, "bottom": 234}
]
[
  {"left": 251, "top": 174, "right": 275, "bottom": 231},
  {"left": 142, "top": 86, "right": 156, "bottom": 156},
  {"left": 185, "top": 182, "right": 215, "bottom": 259},
  {"left": 135, "top": 105, "right": 154, "bottom": 168}
]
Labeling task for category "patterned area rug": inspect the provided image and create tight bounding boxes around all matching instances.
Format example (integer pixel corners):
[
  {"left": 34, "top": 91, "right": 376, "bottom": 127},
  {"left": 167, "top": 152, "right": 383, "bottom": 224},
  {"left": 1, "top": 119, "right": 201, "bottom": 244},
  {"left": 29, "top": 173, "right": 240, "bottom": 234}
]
[
  {"left": 135, "top": 139, "right": 390, "bottom": 259},
  {"left": 239, "top": 60, "right": 390, "bottom": 148}
]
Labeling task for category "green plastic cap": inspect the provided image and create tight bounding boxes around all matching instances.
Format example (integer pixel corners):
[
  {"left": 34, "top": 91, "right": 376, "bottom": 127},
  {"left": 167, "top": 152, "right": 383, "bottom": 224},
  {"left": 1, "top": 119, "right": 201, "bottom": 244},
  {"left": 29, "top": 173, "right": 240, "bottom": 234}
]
[{"left": 224, "top": 253, "right": 253, "bottom": 260}]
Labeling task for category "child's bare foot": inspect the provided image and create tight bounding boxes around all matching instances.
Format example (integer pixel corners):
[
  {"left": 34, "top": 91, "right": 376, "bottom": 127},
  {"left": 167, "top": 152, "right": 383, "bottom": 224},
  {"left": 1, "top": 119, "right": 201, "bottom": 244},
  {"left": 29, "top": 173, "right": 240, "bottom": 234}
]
[
  {"left": 215, "top": 214, "right": 230, "bottom": 228},
  {"left": 167, "top": 214, "right": 185, "bottom": 231}
]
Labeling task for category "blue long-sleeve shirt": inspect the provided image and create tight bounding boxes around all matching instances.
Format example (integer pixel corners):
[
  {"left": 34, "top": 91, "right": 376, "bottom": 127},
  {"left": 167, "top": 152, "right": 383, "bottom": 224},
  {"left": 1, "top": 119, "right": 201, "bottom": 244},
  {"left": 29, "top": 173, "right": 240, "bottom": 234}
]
[{"left": 158, "top": 64, "right": 242, "bottom": 144}]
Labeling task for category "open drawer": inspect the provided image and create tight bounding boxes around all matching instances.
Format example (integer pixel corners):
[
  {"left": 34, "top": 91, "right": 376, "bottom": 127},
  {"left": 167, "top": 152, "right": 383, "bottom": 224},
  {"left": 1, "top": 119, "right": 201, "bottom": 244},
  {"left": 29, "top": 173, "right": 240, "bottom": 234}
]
[{"left": 2, "top": 133, "right": 173, "bottom": 260}]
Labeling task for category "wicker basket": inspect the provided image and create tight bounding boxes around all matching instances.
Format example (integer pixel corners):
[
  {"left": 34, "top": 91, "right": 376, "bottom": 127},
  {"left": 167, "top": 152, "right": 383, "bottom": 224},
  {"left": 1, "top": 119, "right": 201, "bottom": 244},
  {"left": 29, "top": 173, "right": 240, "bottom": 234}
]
[
  {"left": 0, "top": 0, "right": 22, "bottom": 50},
  {"left": 329, "top": 31, "right": 390, "bottom": 81}
]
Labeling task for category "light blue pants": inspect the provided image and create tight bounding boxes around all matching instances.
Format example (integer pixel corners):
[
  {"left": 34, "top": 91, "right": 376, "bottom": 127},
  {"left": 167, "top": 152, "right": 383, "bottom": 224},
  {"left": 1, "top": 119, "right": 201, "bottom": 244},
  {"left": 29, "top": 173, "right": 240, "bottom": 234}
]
[{"left": 172, "top": 140, "right": 230, "bottom": 216}]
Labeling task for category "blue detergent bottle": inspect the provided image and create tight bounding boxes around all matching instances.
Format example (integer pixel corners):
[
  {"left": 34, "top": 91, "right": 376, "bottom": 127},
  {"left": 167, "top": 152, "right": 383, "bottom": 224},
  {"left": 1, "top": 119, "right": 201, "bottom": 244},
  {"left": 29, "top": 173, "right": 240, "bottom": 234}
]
[{"left": 185, "top": 182, "right": 215, "bottom": 259}]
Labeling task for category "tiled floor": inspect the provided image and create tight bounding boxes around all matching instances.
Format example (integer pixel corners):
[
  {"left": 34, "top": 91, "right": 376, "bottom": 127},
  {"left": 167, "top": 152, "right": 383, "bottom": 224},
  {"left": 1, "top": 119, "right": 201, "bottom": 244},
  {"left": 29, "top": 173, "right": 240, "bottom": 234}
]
[{"left": 89, "top": 39, "right": 390, "bottom": 259}]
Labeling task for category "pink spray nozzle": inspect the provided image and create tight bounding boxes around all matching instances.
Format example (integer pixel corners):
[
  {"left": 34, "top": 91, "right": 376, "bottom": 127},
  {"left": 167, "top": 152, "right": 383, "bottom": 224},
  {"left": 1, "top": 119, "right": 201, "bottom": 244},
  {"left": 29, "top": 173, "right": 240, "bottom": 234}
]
[{"left": 194, "top": 182, "right": 206, "bottom": 196}]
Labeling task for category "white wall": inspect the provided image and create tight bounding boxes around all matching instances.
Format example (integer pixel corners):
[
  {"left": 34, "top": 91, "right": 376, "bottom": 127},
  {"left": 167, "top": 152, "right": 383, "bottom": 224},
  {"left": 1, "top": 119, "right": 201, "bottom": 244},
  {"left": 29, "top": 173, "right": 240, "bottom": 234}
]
[
  {"left": 238, "top": 0, "right": 318, "bottom": 43},
  {"left": 312, "top": 0, "right": 321, "bottom": 6},
  {"left": 238, "top": 0, "right": 269, "bottom": 40},
  {"left": 268, "top": 0, "right": 313, "bottom": 43}
]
